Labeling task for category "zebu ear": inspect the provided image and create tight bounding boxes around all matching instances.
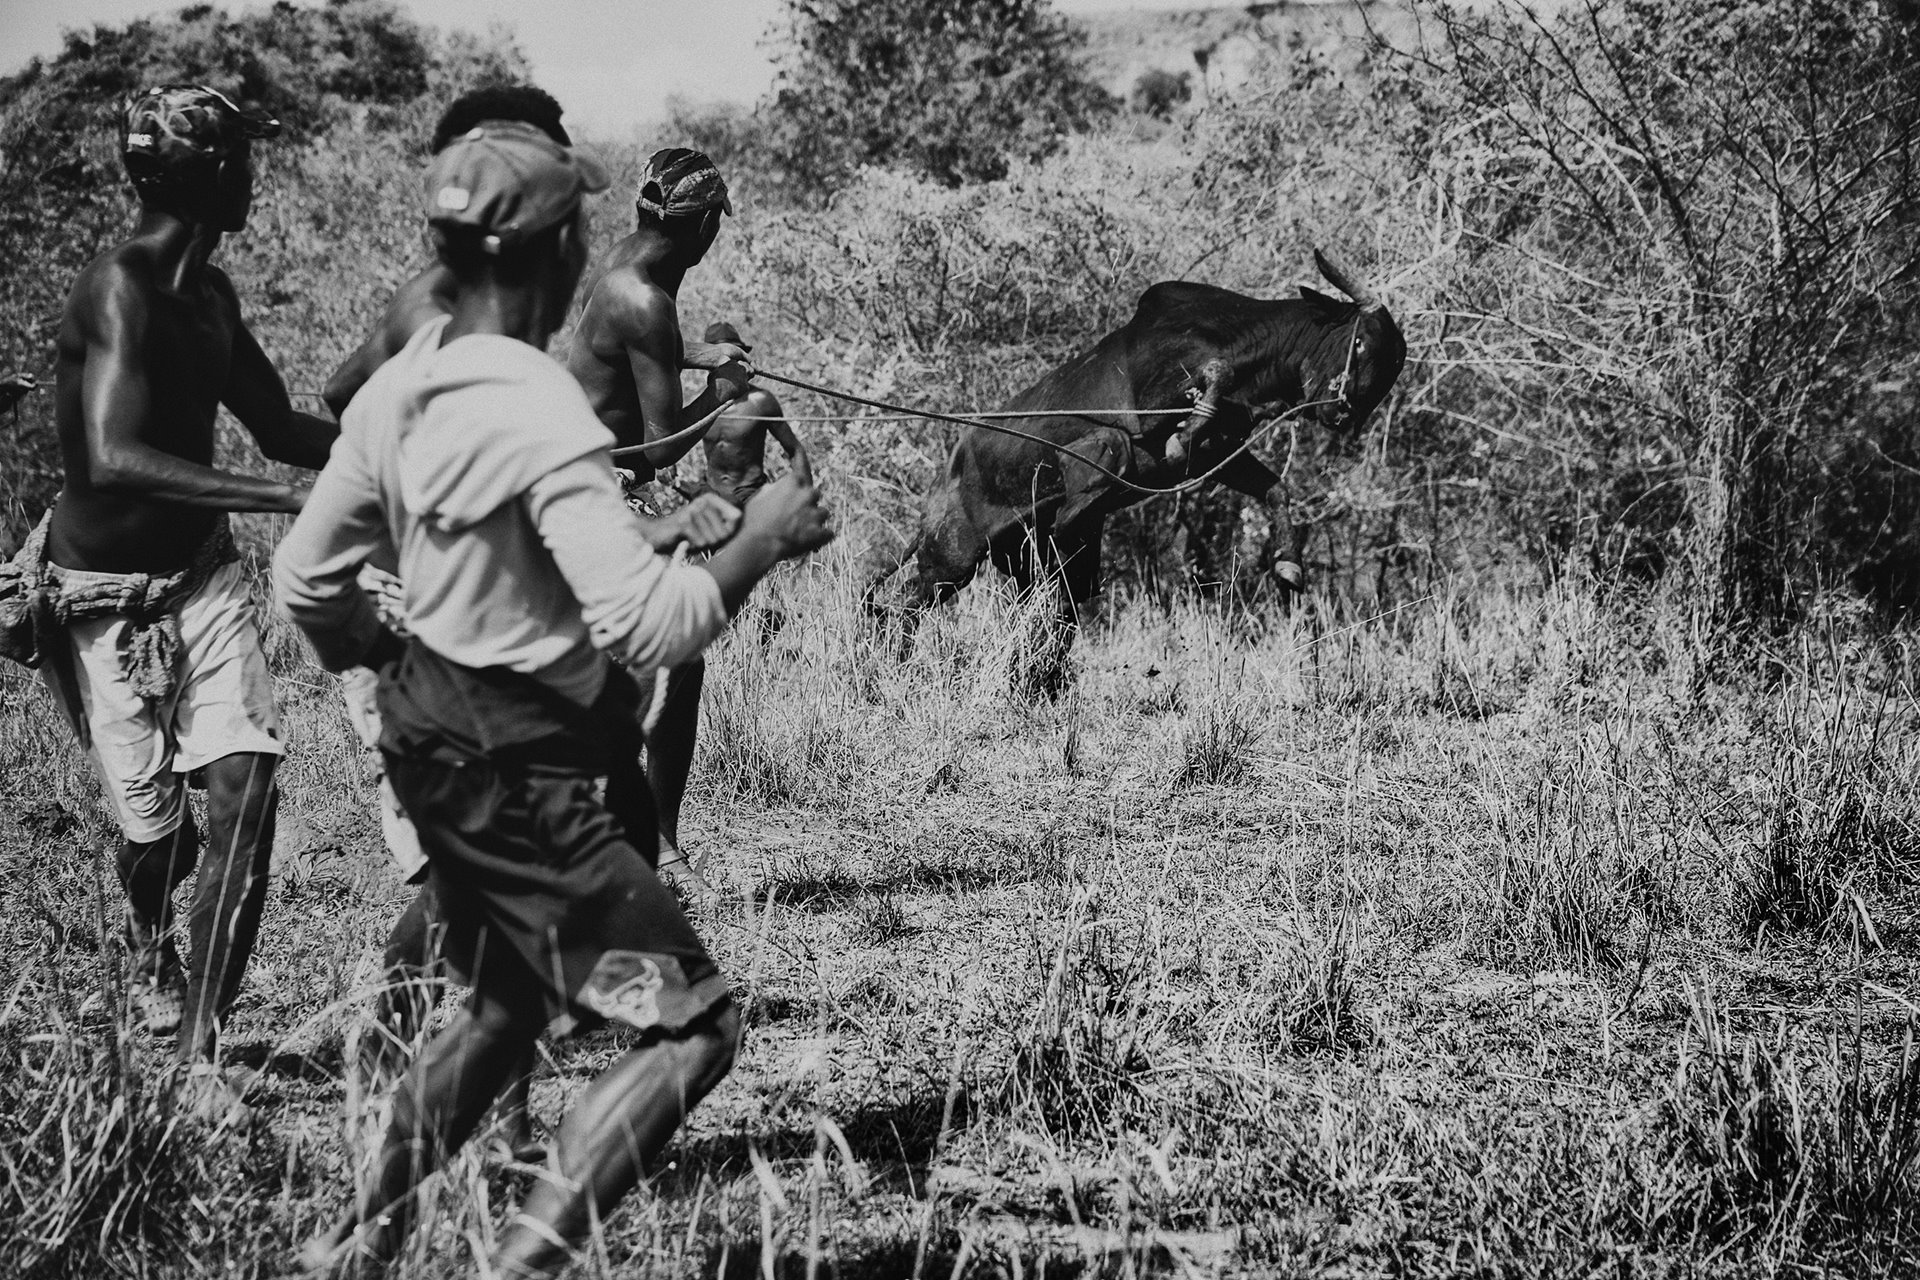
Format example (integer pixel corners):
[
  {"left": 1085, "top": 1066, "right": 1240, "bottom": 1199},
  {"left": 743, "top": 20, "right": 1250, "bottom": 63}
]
[
  {"left": 1298, "top": 285, "right": 1346, "bottom": 312},
  {"left": 1313, "top": 247, "right": 1382, "bottom": 313}
]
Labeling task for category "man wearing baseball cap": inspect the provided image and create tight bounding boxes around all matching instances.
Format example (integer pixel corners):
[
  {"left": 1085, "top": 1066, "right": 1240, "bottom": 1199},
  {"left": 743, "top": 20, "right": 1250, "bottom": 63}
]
[
  {"left": 322, "top": 84, "right": 575, "bottom": 420},
  {"left": 276, "top": 122, "right": 832, "bottom": 1279},
  {"left": 568, "top": 147, "right": 756, "bottom": 889},
  {"left": 319, "top": 82, "right": 580, "bottom": 1171},
  {"left": 2, "top": 83, "right": 335, "bottom": 1116}
]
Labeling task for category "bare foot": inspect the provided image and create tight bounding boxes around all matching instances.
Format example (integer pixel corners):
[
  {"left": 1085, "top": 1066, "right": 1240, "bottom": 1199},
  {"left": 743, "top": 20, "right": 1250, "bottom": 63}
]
[{"left": 131, "top": 972, "right": 186, "bottom": 1037}]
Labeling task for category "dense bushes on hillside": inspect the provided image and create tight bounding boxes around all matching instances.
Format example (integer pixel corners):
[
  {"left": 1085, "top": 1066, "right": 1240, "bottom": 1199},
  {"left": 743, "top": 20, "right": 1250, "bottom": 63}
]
[
  {"left": 0, "top": 2, "right": 528, "bottom": 540},
  {"left": 758, "top": 0, "right": 1115, "bottom": 195}
]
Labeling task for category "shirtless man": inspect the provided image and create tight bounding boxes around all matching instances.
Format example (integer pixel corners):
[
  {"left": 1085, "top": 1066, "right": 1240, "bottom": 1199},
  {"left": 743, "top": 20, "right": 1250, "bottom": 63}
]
[
  {"left": 696, "top": 322, "right": 810, "bottom": 508},
  {"left": 569, "top": 148, "right": 755, "bottom": 884},
  {"left": 33, "top": 85, "right": 334, "bottom": 1109}
]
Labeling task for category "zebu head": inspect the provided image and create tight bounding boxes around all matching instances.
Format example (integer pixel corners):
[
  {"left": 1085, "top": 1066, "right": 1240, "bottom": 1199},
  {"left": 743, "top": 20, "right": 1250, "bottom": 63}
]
[{"left": 1297, "top": 248, "right": 1406, "bottom": 432}]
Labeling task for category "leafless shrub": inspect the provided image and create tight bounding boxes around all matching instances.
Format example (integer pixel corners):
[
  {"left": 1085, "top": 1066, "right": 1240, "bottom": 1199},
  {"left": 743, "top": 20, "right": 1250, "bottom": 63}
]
[{"left": 1382, "top": 0, "right": 1920, "bottom": 640}]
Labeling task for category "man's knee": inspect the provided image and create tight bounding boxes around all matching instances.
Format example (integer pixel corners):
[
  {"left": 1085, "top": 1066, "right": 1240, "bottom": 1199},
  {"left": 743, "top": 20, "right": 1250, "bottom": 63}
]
[
  {"left": 683, "top": 998, "right": 741, "bottom": 1091},
  {"left": 118, "top": 814, "right": 197, "bottom": 876},
  {"left": 383, "top": 886, "right": 441, "bottom": 970},
  {"left": 201, "top": 752, "right": 281, "bottom": 820}
]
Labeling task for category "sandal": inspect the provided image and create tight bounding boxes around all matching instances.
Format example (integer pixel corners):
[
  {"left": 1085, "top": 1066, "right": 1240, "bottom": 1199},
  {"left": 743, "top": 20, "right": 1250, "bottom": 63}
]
[{"left": 127, "top": 935, "right": 187, "bottom": 1037}]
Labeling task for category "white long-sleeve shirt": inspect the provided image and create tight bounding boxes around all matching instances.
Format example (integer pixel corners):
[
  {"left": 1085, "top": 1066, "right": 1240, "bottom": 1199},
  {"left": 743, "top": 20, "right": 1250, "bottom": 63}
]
[{"left": 273, "top": 317, "right": 726, "bottom": 706}]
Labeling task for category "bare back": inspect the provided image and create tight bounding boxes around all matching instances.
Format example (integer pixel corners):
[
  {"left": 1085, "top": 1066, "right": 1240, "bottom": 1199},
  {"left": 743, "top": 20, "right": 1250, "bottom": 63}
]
[
  {"left": 568, "top": 232, "right": 683, "bottom": 455},
  {"left": 322, "top": 264, "right": 456, "bottom": 418},
  {"left": 50, "top": 245, "right": 238, "bottom": 573}
]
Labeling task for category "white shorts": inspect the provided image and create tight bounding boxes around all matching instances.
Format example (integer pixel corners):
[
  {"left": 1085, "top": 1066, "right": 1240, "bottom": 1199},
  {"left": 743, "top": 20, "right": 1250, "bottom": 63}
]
[
  {"left": 338, "top": 665, "right": 428, "bottom": 882},
  {"left": 51, "top": 560, "right": 282, "bottom": 843}
]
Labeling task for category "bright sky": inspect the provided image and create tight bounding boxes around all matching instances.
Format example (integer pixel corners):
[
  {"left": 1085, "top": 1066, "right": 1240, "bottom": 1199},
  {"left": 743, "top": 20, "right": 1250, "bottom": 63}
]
[{"left": 0, "top": 0, "right": 1237, "bottom": 140}]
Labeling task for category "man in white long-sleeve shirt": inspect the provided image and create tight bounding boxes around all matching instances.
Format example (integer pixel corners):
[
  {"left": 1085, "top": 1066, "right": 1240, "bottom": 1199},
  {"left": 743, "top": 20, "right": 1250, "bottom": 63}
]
[{"left": 275, "top": 121, "right": 831, "bottom": 1280}]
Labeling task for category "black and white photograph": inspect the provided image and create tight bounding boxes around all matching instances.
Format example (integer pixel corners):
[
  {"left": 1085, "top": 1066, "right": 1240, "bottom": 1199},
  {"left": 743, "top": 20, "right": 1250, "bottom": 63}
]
[{"left": 2, "top": 0, "right": 1919, "bottom": 1276}]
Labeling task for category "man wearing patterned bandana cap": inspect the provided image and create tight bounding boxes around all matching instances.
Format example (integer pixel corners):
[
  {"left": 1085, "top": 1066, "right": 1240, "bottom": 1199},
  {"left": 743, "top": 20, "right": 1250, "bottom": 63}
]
[
  {"left": 569, "top": 147, "right": 756, "bottom": 889},
  {"left": 0, "top": 83, "right": 336, "bottom": 1121}
]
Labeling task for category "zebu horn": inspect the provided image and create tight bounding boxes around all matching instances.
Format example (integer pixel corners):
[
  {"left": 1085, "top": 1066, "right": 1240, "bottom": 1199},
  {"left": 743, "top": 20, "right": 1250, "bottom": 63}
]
[{"left": 1313, "top": 247, "right": 1381, "bottom": 312}]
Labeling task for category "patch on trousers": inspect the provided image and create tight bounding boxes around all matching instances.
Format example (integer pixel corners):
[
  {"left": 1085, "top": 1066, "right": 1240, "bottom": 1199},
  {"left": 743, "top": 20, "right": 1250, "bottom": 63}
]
[{"left": 578, "top": 950, "right": 681, "bottom": 1030}]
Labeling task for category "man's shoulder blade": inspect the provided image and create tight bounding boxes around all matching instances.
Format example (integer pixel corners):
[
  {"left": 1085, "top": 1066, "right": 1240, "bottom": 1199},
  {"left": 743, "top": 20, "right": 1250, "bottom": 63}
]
[{"left": 590, "top": 265, "right": 674, "bottom": 332}]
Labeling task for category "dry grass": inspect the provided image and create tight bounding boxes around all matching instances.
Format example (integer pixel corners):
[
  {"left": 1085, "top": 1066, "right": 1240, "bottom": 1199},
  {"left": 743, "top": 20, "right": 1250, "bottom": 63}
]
[{"left": 5, "top": 545, "right": 1920, "bottom": 1277}]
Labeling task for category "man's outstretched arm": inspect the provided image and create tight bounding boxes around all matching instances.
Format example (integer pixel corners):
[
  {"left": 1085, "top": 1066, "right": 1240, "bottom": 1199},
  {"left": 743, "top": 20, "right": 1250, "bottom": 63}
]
[
  {"left": 222, "top": 299, "right": 338, "bottom": 470},
  {"left": 273, "top": 432, "right": 397, "bottom": 672},
  {"left": 79, "top": 268, "right": 309, "bottom": 513},
  {"left": 765, "top": 413, "right": 812, "bottom": 486},
  {"left": 609, "top": 282, "right": 751, "bottom": 467}
]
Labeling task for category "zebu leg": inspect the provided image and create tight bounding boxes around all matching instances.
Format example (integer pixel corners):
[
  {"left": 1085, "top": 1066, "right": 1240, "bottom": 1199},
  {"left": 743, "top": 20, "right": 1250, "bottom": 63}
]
[
  {"left": 999, "top": 521, "right": 1096, "bottom": 703},
  {"left": 893, "top": 516, "right": 986, "bottom": 659}
]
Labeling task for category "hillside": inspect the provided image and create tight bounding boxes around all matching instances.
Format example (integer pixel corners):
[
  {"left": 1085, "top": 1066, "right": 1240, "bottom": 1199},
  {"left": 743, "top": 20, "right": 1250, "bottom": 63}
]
[{"left": 1075, "top": 1, "right": 1422, "bottom": 99}]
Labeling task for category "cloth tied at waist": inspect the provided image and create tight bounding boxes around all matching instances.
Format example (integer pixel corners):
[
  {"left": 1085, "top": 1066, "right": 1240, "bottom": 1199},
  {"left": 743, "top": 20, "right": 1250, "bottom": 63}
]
[{"left": 0, "top": 509, "right": 238, "bottom": 740}]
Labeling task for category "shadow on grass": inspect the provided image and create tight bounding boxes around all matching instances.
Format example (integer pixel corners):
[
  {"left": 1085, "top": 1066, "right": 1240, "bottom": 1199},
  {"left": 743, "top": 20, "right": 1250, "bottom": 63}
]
[
  {"left": 703, "top": 1238, "right": 971, "bottom": 1280},
  {"left": 753, "top": 835, "right": 1072, "bottom": 912},
  {"left": 699, "top": 1230, "right": 1158, "bottom": 1279},
  {"left": 226, "top": 1040, "right": 342, "bottom": 1083},
  {"left": 661, "top": 1089, "right": 965, "bottom": 1199}
]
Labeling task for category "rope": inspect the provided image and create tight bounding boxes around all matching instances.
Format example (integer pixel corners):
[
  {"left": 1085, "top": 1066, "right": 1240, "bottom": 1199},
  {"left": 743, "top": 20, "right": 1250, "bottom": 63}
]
[
  {"left": 608, "top": 399, "right": 731, "bottom": 465},
  {"left": 709, "top": 409, "right": 1191, "bottom": 424},
  {"left": 752, "top": 367, "right": 1332, "bottom": 498},
  {"left": 286, "top": 388, "right": 1189, "bottom": 424},
  {"left": 291, "top": 369, "right": 1336, "bottom": 499}
]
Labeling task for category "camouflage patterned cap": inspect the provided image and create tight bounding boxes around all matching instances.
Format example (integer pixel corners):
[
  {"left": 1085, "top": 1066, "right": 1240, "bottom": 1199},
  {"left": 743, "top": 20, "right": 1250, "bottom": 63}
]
[
  {"left": 123, "top": 84, "right": 282, "bottom": 169},
  {"left": 635, "top": 147, "right": 732, "bottom": 218}
]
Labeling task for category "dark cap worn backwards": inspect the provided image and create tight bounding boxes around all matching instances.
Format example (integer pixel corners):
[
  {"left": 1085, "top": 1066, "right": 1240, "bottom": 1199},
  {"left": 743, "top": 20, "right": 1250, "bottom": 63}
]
[
  {"left": 124, "top": 84, "right": 281, "bottom": 168},
  {"left": 636, "top": 147, "right": 732, "bottom": 219},
  {"left": 424, "top": 119, "right": 612, "bottom": 253}
]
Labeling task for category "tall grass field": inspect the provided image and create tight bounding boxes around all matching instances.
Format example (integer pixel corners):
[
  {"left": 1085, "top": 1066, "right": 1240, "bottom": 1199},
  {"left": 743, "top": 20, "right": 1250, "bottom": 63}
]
[
  {"left": 8, "top": 552, "right": 1920, "bottom": 1276},
  {"left": 5, "top": 1, "right": 1920, "bottom": 1276}
]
